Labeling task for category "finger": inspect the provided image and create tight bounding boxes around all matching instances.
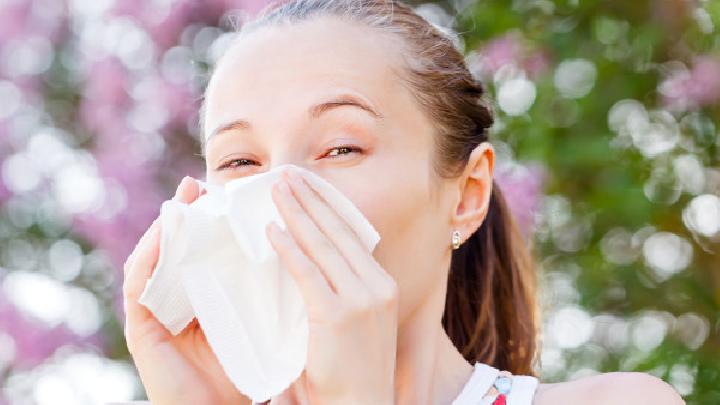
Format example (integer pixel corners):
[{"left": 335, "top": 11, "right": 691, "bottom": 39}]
[
  {"left": 122, "top": 219, "right": 171, "bottom": 344},
  {"left": 122, "top": 176, "right": 193, "bottom": 281},
  {"left": 123, "top": 176, "right": 196, "bottom": 331},
  {"left": 123, "top": 217, "right": 159, "bottom": 281},
  {"left": 173, "top": 176, "right": 200, "bottom": 204},
  {"left": 272, "top": 177, "right": 360, "bottom": 295},
  {"left": 123, "top": 219, "right": 161, "bottom": 304},
  {"left": 286, "top": 168, "right": 394, "bottom": 290},
  {"left": 266, "top": 221, "right": 334, "bottom": 310}
]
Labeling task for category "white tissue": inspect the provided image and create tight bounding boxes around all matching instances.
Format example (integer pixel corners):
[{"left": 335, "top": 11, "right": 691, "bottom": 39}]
[{"left": 137, "top": 164, "right": 381, "bottom": 403}]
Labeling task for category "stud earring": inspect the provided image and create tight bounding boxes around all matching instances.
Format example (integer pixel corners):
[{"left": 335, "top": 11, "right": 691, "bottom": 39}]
[{"left": 451, "top": 230, "right": 461, "bottom": 250}]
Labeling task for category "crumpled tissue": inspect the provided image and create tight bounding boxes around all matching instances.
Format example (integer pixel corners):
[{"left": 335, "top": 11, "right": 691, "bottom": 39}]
[{"left": 137, "top": 164, "right": 381, "bottom": 403}]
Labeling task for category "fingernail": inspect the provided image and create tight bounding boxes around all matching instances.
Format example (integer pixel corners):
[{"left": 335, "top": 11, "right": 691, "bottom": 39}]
[
  {"left": 173, "top": 176, "right": 192, "bottom": 199},
  {"left": 267, "top": 221, "right": 285, "bottom": 241}
]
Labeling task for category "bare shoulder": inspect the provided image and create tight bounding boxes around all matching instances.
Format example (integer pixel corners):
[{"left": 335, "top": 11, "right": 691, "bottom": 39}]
[{"left": 532, "top": 371, "right": 685, "bottom": 405}]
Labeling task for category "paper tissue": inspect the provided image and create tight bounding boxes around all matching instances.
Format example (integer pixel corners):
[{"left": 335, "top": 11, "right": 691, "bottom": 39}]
[{"left": 137, "top": 164, "right": 381, "bottom": 403}]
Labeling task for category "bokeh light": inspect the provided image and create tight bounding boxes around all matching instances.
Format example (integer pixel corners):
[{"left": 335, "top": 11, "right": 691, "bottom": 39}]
[{"left": 0, "top": 0, "right": 718, "bottom": 403}]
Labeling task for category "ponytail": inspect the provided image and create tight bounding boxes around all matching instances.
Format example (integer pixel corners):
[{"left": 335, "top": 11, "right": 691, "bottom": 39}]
[{"left": 442, "top": 183, "right": 539, "bottom": 375}]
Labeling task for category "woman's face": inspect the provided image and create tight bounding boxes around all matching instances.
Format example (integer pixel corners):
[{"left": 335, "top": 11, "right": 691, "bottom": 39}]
[{"left": 203, "top": 17, "right": 460, "bottom": 324}]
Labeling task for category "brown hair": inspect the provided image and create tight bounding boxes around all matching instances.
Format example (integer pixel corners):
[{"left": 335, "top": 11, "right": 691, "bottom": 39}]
[{"left": 204, "top": 0, "right": 540, "bottom": 375}]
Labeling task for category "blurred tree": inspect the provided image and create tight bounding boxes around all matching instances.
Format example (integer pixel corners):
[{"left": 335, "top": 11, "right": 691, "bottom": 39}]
[
  {"left": 0, "top": 0, "right": 717, "bottom": 403},
  {"left": 439, "top": 0, "right": 719, "bottom": 403}
]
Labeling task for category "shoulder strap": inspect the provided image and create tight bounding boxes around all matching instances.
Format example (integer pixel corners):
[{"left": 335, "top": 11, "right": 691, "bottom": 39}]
[
  {"left": 452, "top": 362, "right": 539, "bottom": 405},
  {"left": 506, "top": 375, "right": 539, "bottom": 405}
]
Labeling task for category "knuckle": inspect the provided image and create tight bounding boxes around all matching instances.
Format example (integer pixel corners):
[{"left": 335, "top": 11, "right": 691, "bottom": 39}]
[
  {"left": 353, "top": 297, "right": 374, "bottom": 314},
  {"left": 344, "top": 291, "right": 376, "bottom": 315}
]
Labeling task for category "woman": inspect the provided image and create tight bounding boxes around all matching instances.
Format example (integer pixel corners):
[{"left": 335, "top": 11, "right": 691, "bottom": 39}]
[{"left": 122, "top": 0, "right": 685, "bottom": 403}]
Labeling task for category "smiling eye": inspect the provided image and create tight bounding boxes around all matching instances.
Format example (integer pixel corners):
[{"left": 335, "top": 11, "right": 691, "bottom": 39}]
[
  {"left": 323, "top": 145, "right": 363, "bottom": 158},
  {"left": 218, "top": 158, "right": 259, "bottom": 171},
  {"left": 218, "top": 145, "right": 363, "bottom": 171}
]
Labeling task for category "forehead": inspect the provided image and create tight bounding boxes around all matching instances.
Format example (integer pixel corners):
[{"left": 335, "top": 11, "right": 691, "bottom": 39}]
[{"left": 203, "top": 17, "right": 409, "bottom": 133}]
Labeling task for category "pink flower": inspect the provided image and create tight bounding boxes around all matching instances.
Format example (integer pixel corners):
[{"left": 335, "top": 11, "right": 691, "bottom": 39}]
[
  {"left": 78, "top": 58, "right": 131, "bottom": 135},
  {"left": 0, "top": 2, "right": 30, "bottom": 44},
  {"left": 481, "top": 33, "right": 523, "bottom": 74},
  {"left": 476, "top": 31, "right": 550, "bottom": 80},
  {"left": 112, "top": 0, "right": 229, "bottom": 50},
  {"left": 0, "top": 280, "right": 102, "bottom": 369},
  {"left": 0, "top": 0, "right": 64, "bottom": 44},
  {"left": 494, "top": 162, "right": 545, "bottom": 240},
  {"left": 0, "top": 130, "right": 11, "bottom": 202},
  {"left": 660, "top": 55, "right": 720, "bottom": 111}
]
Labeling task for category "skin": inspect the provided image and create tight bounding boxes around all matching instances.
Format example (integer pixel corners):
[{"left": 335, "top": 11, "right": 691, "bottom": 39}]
[{"left": 123, "top": 16, "right": 685, "bottom": 405}]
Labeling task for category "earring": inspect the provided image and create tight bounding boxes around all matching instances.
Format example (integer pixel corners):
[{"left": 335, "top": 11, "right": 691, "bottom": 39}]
[{"left": 451, "top": 230, "right": 461, "bottom": 250}]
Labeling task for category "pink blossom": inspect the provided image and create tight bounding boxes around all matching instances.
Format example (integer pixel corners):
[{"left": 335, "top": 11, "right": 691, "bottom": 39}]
[
  {"left": 0, "top": 135, "right": 11, "bottom": 203},
  {"left": 78, "top": 58, "right": 132, "bottom": 135},
  {"left": 477, "top": 31, "right": 550, "bottom": 80},
  {"left": 0, "top": 0, "right": 266, "bottom": 394},
  {"left": 157, "top": 76, "right": 199, "bottom": 126},
  {"left": 0, "top": 280, "right": 102, "bottom": 370},
  {"left": 0, "top": 1, "right": 31, "bottom": 44},
  {"left": 494, "top": 162, "right": 545, "bottom": 240},
  {"left": 523, "top": 49, "right": 551, "bottom": 80},
  {"left": 660, "top": 55, "right": 720, "bottom": 111},
  {"left": 113, "top": 0, "right": 228, "bottom": 50},
  {"left": 480, "top": 33, "right": 523, "bottom": 74},
  {"left": 0, "top": 0, "right": 65, "bottom": 59}
]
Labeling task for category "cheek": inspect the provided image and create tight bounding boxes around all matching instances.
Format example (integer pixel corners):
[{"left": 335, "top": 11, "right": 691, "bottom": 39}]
[{"left": 341, "top": 165, "right": 451, "bottom": 318}]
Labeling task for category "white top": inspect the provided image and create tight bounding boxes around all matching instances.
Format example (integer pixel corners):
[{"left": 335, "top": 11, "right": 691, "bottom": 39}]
[
  {"left": 452, "top": 362, "right": 539, "bottom": 405},
  {"left": 248, "top": 361, "right": 539, "bottom": 404}
]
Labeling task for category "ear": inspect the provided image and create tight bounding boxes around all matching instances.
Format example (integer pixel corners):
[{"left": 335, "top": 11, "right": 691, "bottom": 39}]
[{"left": 451, "top": 142, "right": 495, "bottom": 245}]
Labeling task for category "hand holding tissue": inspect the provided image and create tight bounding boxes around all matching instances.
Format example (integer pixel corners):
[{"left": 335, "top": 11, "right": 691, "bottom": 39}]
[{"left": 137, "top": 164, "right": 382, "bottom": 403}]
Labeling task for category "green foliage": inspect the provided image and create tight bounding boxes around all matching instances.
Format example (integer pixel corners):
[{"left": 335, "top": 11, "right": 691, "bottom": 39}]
[{"left": 448, "top": 0, "right": 720, "bottom": 402}]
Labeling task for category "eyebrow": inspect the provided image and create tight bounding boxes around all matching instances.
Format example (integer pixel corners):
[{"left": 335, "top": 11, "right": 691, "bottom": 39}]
[{"left": 207, "top": 93, "right": 383, "bottom": 141}]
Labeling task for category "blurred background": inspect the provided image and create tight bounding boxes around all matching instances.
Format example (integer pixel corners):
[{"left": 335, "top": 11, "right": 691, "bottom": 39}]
[{"left": 0, "top": 0, "right": 718, "bottom": 403}]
